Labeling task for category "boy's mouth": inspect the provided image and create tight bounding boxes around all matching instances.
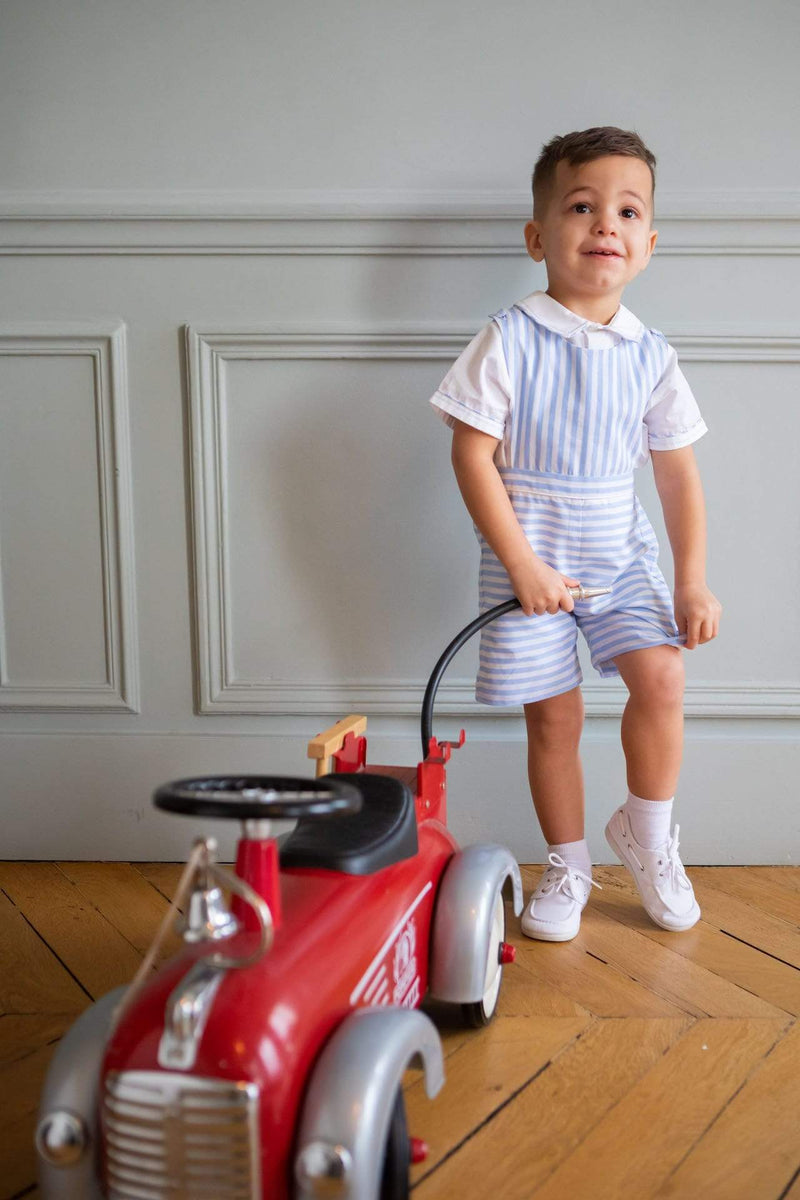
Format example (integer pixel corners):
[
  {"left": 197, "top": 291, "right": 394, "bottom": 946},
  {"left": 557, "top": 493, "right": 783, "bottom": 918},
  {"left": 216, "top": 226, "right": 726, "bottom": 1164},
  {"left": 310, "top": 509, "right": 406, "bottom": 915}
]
[{"left": 585, "top": 249, "right": 623, "bottom": 258}]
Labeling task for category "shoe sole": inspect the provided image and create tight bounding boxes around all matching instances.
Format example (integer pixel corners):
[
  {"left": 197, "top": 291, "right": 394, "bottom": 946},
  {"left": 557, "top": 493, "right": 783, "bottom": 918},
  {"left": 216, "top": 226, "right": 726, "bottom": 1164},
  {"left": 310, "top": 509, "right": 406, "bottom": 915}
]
[
  {"left": 605, "top": 822, "right": 700, "bottom": 933},
  {"left": 520, "top": 923, "right": 579, "bottom": 942}
]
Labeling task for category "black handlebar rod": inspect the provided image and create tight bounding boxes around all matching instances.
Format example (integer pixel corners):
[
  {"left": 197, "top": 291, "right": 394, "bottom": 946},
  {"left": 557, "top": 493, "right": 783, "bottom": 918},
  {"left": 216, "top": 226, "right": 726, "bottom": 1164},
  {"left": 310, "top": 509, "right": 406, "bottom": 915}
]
[
  {"left": 420, "top": 598, "right": 521, "bottom": 758},
  {"left": 420, "top": 583, "right": 613, "bottom": 758}
]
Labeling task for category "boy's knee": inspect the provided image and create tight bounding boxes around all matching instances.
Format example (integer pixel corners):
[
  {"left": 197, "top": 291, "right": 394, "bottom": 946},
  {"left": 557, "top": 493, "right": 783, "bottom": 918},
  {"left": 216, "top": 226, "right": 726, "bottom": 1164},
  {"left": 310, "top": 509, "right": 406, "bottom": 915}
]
[
  {"left": 524, "top": 687, "right": 584, "bottom": 746},
  {"left": 635, "top": 650, "right": 685, "bottom": 707}
]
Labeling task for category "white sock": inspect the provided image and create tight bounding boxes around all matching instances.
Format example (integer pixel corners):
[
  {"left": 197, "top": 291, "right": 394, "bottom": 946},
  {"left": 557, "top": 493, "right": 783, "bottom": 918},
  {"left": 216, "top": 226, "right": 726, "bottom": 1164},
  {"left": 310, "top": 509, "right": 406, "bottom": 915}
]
[
  {"left": 623, "top": 791, "right": 674, "bottom": 849},
  {"left": 547, "top": 838, "right": 592, "bottom": 876}
]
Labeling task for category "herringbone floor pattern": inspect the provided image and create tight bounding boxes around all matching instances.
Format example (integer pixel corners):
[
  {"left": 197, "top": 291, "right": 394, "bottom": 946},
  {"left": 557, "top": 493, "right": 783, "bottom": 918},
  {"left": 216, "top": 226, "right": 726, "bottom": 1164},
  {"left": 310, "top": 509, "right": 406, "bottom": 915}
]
[{"left": 2, "top": 862, "right": 798, "bottom": 1199}]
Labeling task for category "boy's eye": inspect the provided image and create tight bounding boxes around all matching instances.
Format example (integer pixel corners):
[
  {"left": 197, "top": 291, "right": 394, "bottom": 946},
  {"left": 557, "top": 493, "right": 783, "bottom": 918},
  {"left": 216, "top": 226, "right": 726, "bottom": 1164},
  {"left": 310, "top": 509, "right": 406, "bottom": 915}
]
[{"left": 571, "top": 203, "right": 640, "bottom": 218}]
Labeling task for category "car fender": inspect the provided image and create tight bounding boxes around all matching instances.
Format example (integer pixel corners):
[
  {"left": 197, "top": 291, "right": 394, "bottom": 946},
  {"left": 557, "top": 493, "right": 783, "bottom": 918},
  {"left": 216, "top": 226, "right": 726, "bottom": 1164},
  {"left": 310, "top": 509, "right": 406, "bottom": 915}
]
[
  {"left": 294, "top": 1006, "right": 444, "bottom": 1199},
  {"left": 427, "top": 843, "right": 522, "bottom": 1004},
  {"left": 36, "top": 986, "right": 125, "bottom": 1199}
]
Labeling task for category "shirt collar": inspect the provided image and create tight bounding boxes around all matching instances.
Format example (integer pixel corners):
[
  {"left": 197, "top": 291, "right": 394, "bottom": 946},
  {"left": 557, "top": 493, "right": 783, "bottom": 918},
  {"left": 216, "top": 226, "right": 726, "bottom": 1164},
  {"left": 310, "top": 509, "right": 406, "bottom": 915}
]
[{"left": 515, "top": 290, "right": 645, "bottom": 344}]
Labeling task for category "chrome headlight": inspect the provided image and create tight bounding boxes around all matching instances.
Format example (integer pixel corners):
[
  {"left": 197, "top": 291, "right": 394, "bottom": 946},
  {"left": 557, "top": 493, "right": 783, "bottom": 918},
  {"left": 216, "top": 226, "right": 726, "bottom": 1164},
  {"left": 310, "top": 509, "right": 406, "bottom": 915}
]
[
  {"left": 35, "top": 1110, "right": 89, "bottom": 1166},
  {"left": 295, "top": 1140, "right": 354, "bottom": 1195}
]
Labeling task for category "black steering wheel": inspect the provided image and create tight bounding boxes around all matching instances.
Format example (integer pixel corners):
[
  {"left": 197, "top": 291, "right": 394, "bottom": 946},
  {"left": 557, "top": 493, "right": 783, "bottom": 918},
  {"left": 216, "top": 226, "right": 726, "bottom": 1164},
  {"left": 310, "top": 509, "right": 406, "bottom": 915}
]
[{"left": 153, "top": 775, "right": 362, "bottom": 820}]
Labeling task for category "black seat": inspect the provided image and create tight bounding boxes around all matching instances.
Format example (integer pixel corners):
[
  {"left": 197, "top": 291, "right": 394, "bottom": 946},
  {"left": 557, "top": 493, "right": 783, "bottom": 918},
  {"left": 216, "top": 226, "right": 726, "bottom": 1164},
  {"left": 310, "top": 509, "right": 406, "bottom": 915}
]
[{"left": 279, "top": 773, "right": 418, "bottom": 876}]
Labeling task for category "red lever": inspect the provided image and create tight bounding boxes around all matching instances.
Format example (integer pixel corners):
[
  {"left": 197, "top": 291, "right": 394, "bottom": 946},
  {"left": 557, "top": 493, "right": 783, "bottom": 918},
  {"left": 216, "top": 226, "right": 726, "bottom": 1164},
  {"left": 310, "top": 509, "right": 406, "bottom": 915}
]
[{"left": 499, "top": 942, "right": 516, "bottom": 964}]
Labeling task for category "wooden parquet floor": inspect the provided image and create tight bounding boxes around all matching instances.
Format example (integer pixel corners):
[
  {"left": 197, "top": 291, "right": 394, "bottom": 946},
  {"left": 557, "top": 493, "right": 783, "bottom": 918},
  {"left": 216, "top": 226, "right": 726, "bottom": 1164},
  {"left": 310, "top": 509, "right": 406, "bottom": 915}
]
[{"left": 2, "top": 862, "right": 799, "bottom": 1200}]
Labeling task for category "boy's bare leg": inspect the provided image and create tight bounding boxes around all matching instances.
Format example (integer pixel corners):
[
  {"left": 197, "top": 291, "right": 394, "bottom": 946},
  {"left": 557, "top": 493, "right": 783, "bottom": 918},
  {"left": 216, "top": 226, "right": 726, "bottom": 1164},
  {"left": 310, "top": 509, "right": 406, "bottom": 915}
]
[
  {"left": 523, "top": 686, "right": 585, "bottom": 844},
  {"left": 606, "top": 643, "right": 700, "bottom": 931},
  {"left": 612, "top": 645, "right": 685, "bottom": 797}
]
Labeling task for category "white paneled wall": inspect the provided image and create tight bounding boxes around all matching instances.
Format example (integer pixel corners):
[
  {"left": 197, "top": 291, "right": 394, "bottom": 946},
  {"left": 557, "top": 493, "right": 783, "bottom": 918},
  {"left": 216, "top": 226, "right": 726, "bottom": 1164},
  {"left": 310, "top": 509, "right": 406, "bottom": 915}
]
[
  {"left": 0, "top": 0, "right": 798, "bottom": 861},
  {"left": 0, "top": 323, "right": 138, "bottom": 711}
]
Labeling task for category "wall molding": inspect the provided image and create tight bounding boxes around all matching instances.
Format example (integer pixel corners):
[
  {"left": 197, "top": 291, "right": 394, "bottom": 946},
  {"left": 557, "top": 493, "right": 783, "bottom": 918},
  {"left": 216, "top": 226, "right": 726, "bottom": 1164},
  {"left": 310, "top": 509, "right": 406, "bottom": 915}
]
[
  {"left": 4, "top": 187, "right": 800, "bottom": 217},
  {"left": 1, "top": 189, "right": 799, "bottom": 255},
  {"left": 0, "top": 322, "right": 140, "bottom": 712},
  {"left": 185, "top": 676, "right": 800, "bottom": 720},
  {"left": 186, "top": 325, "right": 800, "bottom": 719}
]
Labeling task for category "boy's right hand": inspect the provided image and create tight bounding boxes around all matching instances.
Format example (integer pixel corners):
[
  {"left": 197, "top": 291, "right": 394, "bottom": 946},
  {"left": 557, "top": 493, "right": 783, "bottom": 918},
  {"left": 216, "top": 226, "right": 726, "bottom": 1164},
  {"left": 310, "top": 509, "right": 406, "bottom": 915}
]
[{"left": 507, "top": 555, "right": 580, "bottom": 616}]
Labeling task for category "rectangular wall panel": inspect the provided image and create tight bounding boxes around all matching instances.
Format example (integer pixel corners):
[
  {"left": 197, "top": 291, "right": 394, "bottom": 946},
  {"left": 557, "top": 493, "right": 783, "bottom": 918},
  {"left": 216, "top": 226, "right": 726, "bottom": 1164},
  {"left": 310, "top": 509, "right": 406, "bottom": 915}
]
[
  {"left": 0, "top": 325, "right": 138, "bottom": 710},
  {"left": 187, "top": 326, "right": 800, "bottom": 718}
]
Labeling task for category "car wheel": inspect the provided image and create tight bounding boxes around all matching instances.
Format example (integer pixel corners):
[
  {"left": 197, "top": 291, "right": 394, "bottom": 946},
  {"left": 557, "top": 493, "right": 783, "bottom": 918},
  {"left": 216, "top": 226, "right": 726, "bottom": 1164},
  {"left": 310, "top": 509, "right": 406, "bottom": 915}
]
[
  {"left": 380, "top": 1087, "right": 410, "bottom": 1200},
  {"left": 461, "top": 888, "right": 505, "bottom": 1027}
]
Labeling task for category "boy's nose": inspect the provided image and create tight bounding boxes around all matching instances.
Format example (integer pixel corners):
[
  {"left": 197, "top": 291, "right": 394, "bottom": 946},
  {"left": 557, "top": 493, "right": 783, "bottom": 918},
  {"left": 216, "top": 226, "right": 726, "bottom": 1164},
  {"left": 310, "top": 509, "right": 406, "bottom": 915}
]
[{"left": 592, "top": 214, "right": 619, "bottom": 235}]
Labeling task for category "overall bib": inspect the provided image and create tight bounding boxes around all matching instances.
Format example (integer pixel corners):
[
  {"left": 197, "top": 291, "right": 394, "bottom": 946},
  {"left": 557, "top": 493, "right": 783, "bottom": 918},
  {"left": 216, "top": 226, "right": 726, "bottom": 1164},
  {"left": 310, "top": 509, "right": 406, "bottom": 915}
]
[{"left": 476, "top": 305, "right": 686, "bottom": 706}]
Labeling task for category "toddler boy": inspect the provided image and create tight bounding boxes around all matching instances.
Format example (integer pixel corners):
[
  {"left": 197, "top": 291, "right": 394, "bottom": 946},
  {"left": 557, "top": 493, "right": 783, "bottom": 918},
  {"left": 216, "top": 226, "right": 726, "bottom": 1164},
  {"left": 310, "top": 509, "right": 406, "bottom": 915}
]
[{"left": 430, "top": 127, "right": 722, "bottom": 940}]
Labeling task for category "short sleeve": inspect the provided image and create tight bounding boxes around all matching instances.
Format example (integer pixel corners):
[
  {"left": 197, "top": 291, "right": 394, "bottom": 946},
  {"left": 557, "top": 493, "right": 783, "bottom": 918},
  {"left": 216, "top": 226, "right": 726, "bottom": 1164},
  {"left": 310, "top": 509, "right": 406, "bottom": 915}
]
[
  {"left": 429, "top": 320, "right": 511, "bottom": 439},
  {"left": 644, "top": 343, "right": 708, "bottom": 451}
]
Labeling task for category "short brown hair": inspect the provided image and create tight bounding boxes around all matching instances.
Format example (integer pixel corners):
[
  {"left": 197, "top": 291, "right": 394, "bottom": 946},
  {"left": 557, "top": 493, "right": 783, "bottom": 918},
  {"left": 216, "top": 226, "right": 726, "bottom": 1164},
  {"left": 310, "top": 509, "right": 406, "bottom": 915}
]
[{"left": 532, "top": 126, "right": 656, "bottom": 219}]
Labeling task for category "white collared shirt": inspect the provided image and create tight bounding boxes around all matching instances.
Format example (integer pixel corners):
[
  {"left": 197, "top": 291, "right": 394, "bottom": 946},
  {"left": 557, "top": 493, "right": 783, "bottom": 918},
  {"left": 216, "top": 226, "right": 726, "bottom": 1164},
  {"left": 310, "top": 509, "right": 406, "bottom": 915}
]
[
  {"left": 430, "top": 290, "right": 707, "bottom": 459},
  {"left": 519, "top": 289, "right": 646, "bottom": 348}
]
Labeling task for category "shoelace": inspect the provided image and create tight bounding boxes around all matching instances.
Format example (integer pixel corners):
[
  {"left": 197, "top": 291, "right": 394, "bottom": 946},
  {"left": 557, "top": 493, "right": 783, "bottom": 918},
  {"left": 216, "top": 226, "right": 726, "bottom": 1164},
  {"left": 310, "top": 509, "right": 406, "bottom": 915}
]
[
  {"left": 659, "top": 825, "right": 693, "bottom": 892},
  {"left": 537, "top": 852, "right": 602, "bottom": 902},
  {"left": 621, "top": 818, "right": 693, "bottom": 891}
]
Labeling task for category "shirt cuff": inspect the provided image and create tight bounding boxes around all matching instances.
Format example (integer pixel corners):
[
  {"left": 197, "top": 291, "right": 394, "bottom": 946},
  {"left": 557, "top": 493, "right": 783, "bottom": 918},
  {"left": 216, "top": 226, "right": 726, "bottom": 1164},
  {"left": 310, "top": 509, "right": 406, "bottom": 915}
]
[
  {"left": 648, "top": 418, "right": 709, "bottom": 451},
  {"left": 429, "top": 390, "right": 506, "bottom": 439}
]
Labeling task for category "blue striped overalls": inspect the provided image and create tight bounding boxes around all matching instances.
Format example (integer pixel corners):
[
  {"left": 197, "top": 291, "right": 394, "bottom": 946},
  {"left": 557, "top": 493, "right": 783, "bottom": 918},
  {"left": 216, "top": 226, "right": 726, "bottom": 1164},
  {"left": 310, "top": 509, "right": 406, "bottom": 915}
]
[{"left": 477, "top": 304, "right": 686, "bottom": 706}]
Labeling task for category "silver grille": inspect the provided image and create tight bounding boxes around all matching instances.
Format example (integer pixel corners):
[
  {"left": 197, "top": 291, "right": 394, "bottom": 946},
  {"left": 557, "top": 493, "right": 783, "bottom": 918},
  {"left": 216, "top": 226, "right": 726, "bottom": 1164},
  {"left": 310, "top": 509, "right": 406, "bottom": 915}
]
[{"left": 103, "top": 1070, "right": 261, "bottom": 1199}]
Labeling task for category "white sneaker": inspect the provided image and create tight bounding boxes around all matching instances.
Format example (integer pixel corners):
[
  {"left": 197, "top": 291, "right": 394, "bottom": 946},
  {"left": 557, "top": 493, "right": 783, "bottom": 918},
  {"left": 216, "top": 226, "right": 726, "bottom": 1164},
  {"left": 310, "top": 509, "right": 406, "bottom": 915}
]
[
  {"left": 521, "top": 852, "right": 601, "bottom": 942},
  {"left": 605, "top": 806, "right": 701, "bottom": 931}
]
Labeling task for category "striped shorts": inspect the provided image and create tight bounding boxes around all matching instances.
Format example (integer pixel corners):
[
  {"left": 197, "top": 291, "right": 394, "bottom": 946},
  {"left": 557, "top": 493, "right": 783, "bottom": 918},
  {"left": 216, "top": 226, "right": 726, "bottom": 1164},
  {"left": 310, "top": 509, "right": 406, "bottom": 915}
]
[{"left": 476, "top": 469, "right": 686, "bottom": 706}]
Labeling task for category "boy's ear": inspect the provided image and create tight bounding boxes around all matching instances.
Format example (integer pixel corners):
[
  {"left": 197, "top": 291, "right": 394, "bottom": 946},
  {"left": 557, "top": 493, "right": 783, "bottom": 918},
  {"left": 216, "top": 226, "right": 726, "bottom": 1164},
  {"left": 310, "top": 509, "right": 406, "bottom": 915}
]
[
  {"left": 645, "top": 227, "right": 658, "bottom": 263},
  {"left": 524, "top": 219, "right": 545, "bottom": 263}
]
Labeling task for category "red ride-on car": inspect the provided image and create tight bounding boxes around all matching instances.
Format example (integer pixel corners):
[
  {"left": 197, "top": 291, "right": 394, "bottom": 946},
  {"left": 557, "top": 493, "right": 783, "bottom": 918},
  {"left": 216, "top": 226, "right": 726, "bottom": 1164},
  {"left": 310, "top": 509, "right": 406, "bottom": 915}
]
[{"left": 35, "top": 601, "right": 532, "bottom": 1200}]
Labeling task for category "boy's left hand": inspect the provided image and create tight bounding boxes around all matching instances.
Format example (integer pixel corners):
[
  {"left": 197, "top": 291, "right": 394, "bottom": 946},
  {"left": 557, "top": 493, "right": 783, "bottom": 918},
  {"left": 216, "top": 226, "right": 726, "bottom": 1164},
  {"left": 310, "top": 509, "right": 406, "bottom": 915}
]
[{"left": 674, "top": 582, "right": 722, "bottom": 649}]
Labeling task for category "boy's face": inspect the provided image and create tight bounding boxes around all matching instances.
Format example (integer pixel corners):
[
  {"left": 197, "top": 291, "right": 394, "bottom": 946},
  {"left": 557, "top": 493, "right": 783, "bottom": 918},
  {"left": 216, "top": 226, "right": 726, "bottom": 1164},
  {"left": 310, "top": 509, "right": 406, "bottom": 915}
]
[{"left": 524, "top": 156, "right": 658, "bottom": 310}]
